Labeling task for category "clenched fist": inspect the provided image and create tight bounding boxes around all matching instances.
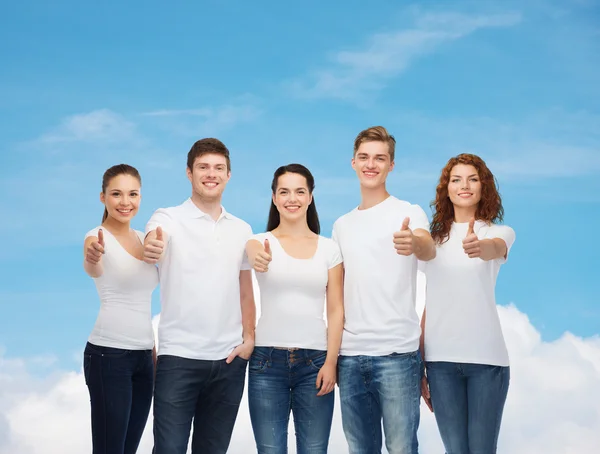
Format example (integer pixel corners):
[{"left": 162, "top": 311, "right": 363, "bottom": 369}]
[
  {"left": 462, "top": 218, "right": 481, "bottom": 258},
  {"left": 253, "top": 239, "right": 272, "bottom": 273},
  {"left": 86, "top": 229, "right": 105, "bottom": 264},
  {"left": 144, "top": 226, "right": 165, "bottom": 264},
  {"left": 393, "top": 217, "right": 415, "bottom": 256}
]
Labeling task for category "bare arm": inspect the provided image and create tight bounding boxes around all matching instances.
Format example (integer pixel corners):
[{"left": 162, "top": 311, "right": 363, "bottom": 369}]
[
  {"left": 419, "top": 306, "right": 426, "bottom": 358},
  {"left": 239, "top": 270, "right": 256, "bottom": 345},
  {"left": 463, "top": 220, "right": 509, "bottom": 262},
  {"left": 226, "top": 270, "right": 256, "bottom": 362},
  {"left": 479, "top": 238, "right": 508, "bottom": 261},
  {"left": 413, "top": 228, "right": 436, "bottom": 261},
  {"left": 315, "top": 262, "right": 344, "bottom": 397},
  {"left": 419, "top": 305, "right": 433, "bottom": 411},
  {"left": 325, "top": 263, "right": 344, "bottom": 366}
]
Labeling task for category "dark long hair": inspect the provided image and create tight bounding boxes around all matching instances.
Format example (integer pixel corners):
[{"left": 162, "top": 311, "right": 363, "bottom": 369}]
[
  {"left": 430, "top": 153, "right": 503, "bottom": 244},
  {"left": 266, "top": 164, "right": 320, "bottom": 235},
  {"left": 101, "top": 164, "right": 141, "bottom": 223}
]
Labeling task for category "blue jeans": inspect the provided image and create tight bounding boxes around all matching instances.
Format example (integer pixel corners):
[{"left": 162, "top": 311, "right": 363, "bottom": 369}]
[
  {"left": 248, "top": 347, "right": 335, "bottom": 454},
  {"left": 83, "top": 342, "right": 154, "bottom": 454},
  {"left": 152, "top": 354, "right": 248, "bottom": 454},
  {"left": 338, "top": 351, "right": 423, "bottom": 454},
  {"left": 426, "top": 362, "right": 510, "bottom": 454}
]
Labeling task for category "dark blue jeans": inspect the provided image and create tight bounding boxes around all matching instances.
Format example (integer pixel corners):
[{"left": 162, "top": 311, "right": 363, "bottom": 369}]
[
  {"left": 152, "top": 354, "right": 248, "bottom": 454},
  {"left": 248, "top": 347, "right": 335, "bottom": 454},
  {"left": 83, "top": 342, "right": 154, "bottom": 454},
  {"left": 426, "top": 362, "right": 510, "bottom": 454},
  {"left": 338, "top": 351, "right": 423, "bottom": 454}
]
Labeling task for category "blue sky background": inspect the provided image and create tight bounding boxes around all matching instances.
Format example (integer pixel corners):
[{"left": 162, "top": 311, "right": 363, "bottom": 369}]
[{"left": 0, "top": 0, "right": 599, "bottom": 371}]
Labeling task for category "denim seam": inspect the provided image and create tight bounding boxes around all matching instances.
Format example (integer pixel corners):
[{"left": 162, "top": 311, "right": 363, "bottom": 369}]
[{"left": 100, "top": 355, "right": 108, "bottom": 452}]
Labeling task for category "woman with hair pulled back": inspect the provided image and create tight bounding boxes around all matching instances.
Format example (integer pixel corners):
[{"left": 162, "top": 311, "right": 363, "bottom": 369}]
[
  {"left": 246, "top": 164, "right": 344, "bottom": 453},
  {"left": 420, "top": 154, "right": 515, "bottom": 454},
  {"left": 82, "top": 164, "right": 158, "bottom": 454}
]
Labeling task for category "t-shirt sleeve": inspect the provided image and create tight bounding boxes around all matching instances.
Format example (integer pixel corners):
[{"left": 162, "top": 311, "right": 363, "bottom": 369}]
[
  {"left": 249, "top": 232, "right": 268, "bottom": 244},
  {"left": 485, "top": 224, "right": 516, "bottom": 264},
  {"left": 327, "top": 239, "right": 343, "bottom": 269},
  {"left": 409, "top": 205, "right": 430, "bottom": 232},
  {"left": 84, "top": 227, "right": 101, "bottom": 240},
  {"left": 331, "top": 221, "right": 344, "bottom": 261},
  {"left": 241, "top": 225, "right": 255, "bottom": 271},
  {"left": 145, "top": 208, "right": 173, "bottom": 238}
]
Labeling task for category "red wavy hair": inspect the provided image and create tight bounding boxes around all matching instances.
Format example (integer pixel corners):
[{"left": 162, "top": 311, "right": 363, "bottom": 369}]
[{"left": 430, "top": 153, "right": 504, "bottom": 244}]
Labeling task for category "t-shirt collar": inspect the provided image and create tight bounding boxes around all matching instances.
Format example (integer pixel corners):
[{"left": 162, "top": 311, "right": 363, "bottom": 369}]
[{"left": 182, "top": 198, "right": 232, "bottom": 220}]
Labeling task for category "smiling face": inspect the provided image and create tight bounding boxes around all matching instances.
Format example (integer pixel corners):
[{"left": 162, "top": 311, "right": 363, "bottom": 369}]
[
  {"left": 100, "top": 173, "right": 141, "bottom": 223},
  {"left": 447, "top": 164, "right": 482, "bottom": 209},
  {"left": 351, "top": 141, "right": 394, "bottom": 189},
  {"left": 186, "top": 152, "right": 231, "bottom": 201},
  {"left": 272, "top": 172, "right": 312, "bottom": 223}
]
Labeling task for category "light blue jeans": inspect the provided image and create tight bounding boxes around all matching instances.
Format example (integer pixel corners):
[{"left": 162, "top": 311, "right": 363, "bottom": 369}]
[
  {"left": 248, "top": 347, "right": 335, "bottom": 454},
  {"left": 426, "top": 362, "right": 510, "bottom": 454},
  {"left": 338, "top": 350, "right": 423, "bottom": 454}
]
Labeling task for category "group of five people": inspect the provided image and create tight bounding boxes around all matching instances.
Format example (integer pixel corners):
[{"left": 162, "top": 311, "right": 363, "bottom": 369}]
[{"left": 82, "top": 126, "right": 515, "bottom": 454}]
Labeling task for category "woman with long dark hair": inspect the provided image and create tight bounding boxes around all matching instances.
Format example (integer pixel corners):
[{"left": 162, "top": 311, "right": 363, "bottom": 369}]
[
  {"left": 420, "top": 154, "right": 515, "bottom": 454},
  {"left": 83, "top": 164, "right": 158, "bottom": 454},
  {"left": 246, "top": 163, "right": 344, "bottom": 453}
]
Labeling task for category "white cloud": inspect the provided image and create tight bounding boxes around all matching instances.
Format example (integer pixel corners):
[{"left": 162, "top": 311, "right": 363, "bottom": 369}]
[
  {"left": 1, "top": 273, "right": 599, "bottom": 453},
  {"left": 37, "top": 109, "right": 136, "bottom": 145},
  {"left": 140, "top": 104, "right": 262, "bottom": 137},
  {"left": 141, "top": 108, "right": 213, "bottom": 117},
  {"left": 289, "top": 11, "right": 521, "bottom": 101}
]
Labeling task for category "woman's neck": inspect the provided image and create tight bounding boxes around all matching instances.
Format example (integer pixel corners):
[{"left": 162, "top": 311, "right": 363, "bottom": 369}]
[
  {"left": 454, "top": 205, "right": 477, "bottom": 223},
  {"left": 102, "top": 216, "right": 131, "bottom": 236},
  {"left": 273, "top": 218, "right": 314, "bottom": 237}
]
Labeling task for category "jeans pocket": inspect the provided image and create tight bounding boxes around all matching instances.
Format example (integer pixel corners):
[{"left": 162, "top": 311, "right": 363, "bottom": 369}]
[
  {"left": 83, "top": 354, "right": 91, "bottom": 385},
  {"left": 100, "top": 346, "right": 131, "bottom": 359},
  {"left": 308, "top": 351, "right": 327, "bottom": 372},
  {"left": 249, "top": 356, "right": 268, "bottom": 374}
]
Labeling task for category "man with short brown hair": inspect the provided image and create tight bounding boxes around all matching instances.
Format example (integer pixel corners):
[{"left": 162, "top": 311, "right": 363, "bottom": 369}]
[{"left": 333, "top": 126, "right": 435, "bottom": 454}]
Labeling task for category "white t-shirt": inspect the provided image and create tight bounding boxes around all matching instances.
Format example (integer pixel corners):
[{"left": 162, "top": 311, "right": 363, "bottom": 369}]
[
  {"left": 85, "top": 228, "right": 158, "bottom": 350},
  {"left": 146, "top": 198, "right": 252, "bottom": 360},
  {"left": 251, "top": 232, "right": 342, "bottom": 351},
  {"left": 332, "top": 196, "right": 430, "bottom": 356},
  {"left": 421, "top": 221, "right": 516, "bottom": 367}
]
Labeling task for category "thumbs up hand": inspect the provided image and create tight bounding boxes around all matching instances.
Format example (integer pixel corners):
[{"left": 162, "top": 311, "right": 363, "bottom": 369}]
[
  {"left": 144, "top": 226, "right": 165, "bottom": 264},
  {"left": 86, "top": 229, "right": 105, "bottom": 264},
  {"left": 393, "top": 217, "right": 415, "bottom": 256},
  {"left": 253, "top": 239, "right": 272, "bottom": 273},
  {"left": 462, "top": 218, "right": 481, "bottom": 258}
]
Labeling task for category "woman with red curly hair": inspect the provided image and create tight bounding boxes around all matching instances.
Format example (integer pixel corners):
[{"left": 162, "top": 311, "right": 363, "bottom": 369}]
[{"left": 420, "top": 153, "right": 515, "bottom": 454}]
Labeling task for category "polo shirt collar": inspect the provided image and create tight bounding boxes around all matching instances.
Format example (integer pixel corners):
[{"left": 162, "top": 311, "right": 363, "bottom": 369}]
[{"left": 182, "top": 198, "right": 232, "bottom": 220}]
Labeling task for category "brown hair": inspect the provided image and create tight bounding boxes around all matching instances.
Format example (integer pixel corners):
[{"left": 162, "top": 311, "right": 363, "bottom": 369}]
[
  {"left": 353, "top": 126, "right": 396, "bottom": 162},
  {"left": 187, "top": 138, "right": 231, "bottom": 172},
  {"left": 101, "top": 164, "right": 141, "bottom": 223},
  {"left": 430, "top": 153, "right": 504, "bottom": 244}
]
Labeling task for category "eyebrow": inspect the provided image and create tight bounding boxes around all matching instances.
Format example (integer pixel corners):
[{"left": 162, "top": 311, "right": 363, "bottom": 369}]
[
  {"left": 451, "top": 174, "right": 478, "bottom": 178},
  {"left": 277, "top": 187, "right": 307, "bottom": 191},
  {"left": 357, "top": 153, "right": 388, "bottom": 157}
]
